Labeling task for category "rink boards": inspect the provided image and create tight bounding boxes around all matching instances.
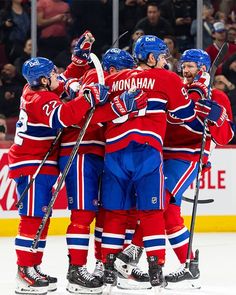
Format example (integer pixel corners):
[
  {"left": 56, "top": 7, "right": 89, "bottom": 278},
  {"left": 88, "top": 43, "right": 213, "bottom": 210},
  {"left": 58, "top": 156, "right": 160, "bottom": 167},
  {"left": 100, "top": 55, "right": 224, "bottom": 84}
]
[{"left": 0, "top": 146, "right": 236, "bottom": 236}]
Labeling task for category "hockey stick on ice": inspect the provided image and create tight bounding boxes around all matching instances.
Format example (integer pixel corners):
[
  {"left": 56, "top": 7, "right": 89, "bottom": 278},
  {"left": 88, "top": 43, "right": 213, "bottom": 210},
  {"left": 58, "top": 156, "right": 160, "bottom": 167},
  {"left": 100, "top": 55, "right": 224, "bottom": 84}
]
[
  {"left": 185, "top": 43, "right": 228, "bottom": 269},
  {"left": 15, "top": 129, "right": 63, "bottom": 208},
  {"left": 30, "top": 53, "right": 104, "bottom": 251},
  {"left": 182, "top": 196, "right": 214, "bottom": 204}
]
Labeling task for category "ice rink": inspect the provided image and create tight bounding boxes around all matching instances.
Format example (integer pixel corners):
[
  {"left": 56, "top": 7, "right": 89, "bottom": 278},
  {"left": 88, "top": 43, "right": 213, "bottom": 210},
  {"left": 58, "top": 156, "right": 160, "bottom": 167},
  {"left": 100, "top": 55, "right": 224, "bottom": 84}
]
[{"left": 1, "top": 233, "right": 236, "bottom": 295}]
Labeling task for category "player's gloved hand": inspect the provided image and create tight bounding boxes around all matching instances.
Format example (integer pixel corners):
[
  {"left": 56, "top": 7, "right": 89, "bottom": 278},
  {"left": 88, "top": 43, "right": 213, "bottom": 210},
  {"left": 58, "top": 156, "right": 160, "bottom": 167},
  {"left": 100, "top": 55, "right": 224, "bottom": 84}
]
[
  {"left": 202, "top": 161, "right": 211, "bottom": 174},
  {"left": 195, "top": 99, "right": 228, "bottom": 127},
  {"left": 111, "top": 89, "right": 148, "bottom": 117},
  {"left": 71, "top": 30, "right": 95, "bottom": 66},
  {"left": 64, "top": 78, "right": 81, "bottom": 100},
  {"left": 82, "top": 84, "right": 110, "bottom": 108},
  {"left": 187, "top": 71, "right": 211, "bottom": 99}
]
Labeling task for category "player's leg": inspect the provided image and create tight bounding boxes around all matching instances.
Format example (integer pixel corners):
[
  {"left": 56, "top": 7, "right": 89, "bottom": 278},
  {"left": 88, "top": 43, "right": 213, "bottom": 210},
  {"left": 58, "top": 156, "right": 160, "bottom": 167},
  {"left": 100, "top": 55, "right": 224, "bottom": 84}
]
[
  {"left": 15, "top": 174, "right": 58, "bottom": 294},
  {"left": 100, "top": 149, "right": 134, "bottom": 286},
  {"left": 164, "top": 159, "right": 200, "bottom": 284},
  {"left": 134, "top": 144, "right": 166, "bottom": 290},
  {"left": 93, "top": 207, "right": 106, "bottom": 282},
  {"left": 59, "top": 153, "right": 103, "bottom": 293},
  {"left": 115, "top": 211, "right": 150, "bottom": 289}
]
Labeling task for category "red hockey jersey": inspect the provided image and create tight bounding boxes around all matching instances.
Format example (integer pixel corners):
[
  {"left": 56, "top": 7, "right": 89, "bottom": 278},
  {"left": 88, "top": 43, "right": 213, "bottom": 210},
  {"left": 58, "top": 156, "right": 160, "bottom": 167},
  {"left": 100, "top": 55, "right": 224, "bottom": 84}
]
[
  {"left": 103, "top": 67, "right": 195, "bottom": 153},
  {"left": 8, "top": 84, "right": 91, "bottom": 178},
  {"left": 59, "top": 68, "right": 109, "bottom": 158},
  {"left": 163, "top": 88, "right": 234, "bottom": 163}
]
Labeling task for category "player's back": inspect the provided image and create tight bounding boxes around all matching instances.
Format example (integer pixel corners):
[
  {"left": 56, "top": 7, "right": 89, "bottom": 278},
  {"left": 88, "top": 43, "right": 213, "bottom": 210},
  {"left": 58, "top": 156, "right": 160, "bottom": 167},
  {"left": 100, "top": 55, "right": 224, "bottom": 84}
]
[
  {"left": 59, "top": 68, "right": 107, "bottom": 158},
  {"left": 104, "top": 67, "right": 193, "bottom": 153}
]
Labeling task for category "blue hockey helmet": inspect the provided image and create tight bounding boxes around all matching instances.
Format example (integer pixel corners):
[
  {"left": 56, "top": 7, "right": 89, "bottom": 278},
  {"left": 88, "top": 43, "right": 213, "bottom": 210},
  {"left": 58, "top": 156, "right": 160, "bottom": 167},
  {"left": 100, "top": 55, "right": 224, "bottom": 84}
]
[
  {"left": 133, "top": 35, "right": 169, "bottom": 62},
  {"left": 102, "top": 48, "right": 136, "bottom": 72},
  {"left": 22, "top": 57, "right": 55, "bottom": 86},
  {"left": 180, "top": 49, "right": 211, "bottom": 72}
]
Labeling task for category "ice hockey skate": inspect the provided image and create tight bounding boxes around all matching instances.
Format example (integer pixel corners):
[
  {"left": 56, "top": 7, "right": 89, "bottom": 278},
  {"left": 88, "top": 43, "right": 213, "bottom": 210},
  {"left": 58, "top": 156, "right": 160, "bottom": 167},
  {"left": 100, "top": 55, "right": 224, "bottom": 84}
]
[
  {"left": 67, "top": 265, "right": 103, "bottom": 294},
  {"left": 34, "top": 265, "right": 57, "bottom": 292},
  {"left": 114, "top": 246, "right": 151, "bottom": 290},
  {"left": 165, "top": 250, "right": 201, "bottom": 289},
  {"left": 15, "top": 266, "right": 49, "bottom": 295},
  {"left": 92, "top": 260, "right": 104, "bottom": 283},
  {"left": 103, "top": 254, "right": 117, "bottom": 295},
  {"left": 147, "top": 256, "right": 166, "bottom": 293}
]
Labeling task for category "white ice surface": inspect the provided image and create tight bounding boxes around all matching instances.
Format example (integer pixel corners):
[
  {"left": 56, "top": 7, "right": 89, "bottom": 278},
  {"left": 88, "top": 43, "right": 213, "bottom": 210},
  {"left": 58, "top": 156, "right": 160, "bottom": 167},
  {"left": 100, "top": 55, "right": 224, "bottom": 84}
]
[{"left": 0, "top": 233, "right": 236, "bottom": 295}]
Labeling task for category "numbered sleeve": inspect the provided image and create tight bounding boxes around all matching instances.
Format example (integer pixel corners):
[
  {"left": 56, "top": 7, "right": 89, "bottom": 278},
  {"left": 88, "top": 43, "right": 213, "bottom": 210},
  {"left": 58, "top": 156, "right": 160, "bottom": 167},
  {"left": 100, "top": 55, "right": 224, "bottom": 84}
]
[
  {"left": 34, "top": 92, "right": 91, "bottom": 129},
  {"left": 166, "top": 73, "right": 195, "bottom": 122}
]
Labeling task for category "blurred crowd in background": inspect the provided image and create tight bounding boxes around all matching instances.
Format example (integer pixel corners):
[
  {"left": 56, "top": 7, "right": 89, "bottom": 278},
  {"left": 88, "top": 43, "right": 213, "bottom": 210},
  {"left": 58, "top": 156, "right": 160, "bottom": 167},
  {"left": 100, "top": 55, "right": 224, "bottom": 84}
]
[{"left": 0, "top": 0, "right": 236, "bottom": 144}]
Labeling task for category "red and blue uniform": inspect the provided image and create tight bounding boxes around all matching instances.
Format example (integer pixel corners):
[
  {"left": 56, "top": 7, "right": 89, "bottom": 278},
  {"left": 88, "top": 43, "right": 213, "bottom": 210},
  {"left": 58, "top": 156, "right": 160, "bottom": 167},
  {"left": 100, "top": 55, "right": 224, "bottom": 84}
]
[
  {"left": 100, "top": 67, "right": 196, "bottom": 264},
  {"left": 163, "top": 88, "right": 234, "bottom": 263}
]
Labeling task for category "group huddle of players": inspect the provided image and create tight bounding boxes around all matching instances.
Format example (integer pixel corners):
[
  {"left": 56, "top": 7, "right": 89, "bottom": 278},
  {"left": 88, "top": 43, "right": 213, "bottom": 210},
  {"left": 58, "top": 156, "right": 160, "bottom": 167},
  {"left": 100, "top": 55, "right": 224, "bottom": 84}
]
[{"left": 8, "top": 31, "right": 234, "bottom": 295}]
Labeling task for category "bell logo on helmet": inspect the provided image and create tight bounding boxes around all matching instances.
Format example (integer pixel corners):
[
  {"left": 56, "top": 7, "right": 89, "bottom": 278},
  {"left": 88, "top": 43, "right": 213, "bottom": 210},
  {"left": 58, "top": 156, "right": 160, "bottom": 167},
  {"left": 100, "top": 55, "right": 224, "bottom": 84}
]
[
  {"left": 145, "top": 36, "right": 156, "bottom": 42},
  {"left": 110, "top": 48, "right": 120, "bottom": 53},
  {"left": 29, "top": 60, "right": 40, "bottom": 67}
]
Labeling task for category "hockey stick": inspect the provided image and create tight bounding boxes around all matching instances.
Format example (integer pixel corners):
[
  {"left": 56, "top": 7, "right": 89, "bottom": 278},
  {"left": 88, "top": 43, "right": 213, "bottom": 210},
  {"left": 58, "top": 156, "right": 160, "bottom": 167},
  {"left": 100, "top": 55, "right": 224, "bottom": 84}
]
[
  {"left": 30, "top": 53, "right": 104, "bottom": 251},
  {"left": 182, "top": 196, "right": 214, "bottom": 204},
  {"left": 15, "top": 129, "right": 63, "bottom": 208},
  {"left": 111, "top": 30, "right": 129, "bottom": 47},
  {"left": 185, "top": 43, "right": 228, "bottom": 269}
]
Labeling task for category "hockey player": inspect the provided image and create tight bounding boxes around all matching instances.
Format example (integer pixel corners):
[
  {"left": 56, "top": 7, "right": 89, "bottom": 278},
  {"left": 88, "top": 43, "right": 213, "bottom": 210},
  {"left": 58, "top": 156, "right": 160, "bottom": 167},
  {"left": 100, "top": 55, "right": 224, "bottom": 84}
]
[
  {"left": 8, "top": 55, "right": 109, "bottom": 295},
  {"left": 99, "top": 35, "right": 199, "bottom": 291},
  {"left": 163, "top": 49, "right": 234, "bottom": 285},
  {"left": 116, "top": 49, "right": 234, "bottom": 289},
  {"left": 58, "top": 46, "right": 148, "bottom": 294}
]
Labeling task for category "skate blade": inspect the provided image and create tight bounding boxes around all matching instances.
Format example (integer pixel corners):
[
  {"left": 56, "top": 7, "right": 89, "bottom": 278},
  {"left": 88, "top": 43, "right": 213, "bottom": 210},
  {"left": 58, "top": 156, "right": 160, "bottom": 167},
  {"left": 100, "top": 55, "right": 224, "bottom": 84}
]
[
  {"left": 102, "top": 284, "right": 114, "bottom": 295},
  {"left": 15, "top": 285, "right": 48, "bottom": 295},
  {"left": 48, "top": 283, "right": 57, "bottom": 292},
  {"left": 152, "top": 284, "right": 166, "bottom": 294},
  {"left": 165, "top": 279, "right": 201, "bottom": 290},
  {"left": 66, "top": 282, "right": 103, "bottom": 294},
  {"left": 117, "top": 276, "right": 151, "bottom": 290}
]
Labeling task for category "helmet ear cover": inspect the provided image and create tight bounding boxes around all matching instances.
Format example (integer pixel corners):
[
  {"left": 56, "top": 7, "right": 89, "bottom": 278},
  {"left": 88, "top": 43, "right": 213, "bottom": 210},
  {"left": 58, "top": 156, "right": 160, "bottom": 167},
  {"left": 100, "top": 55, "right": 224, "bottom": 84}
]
[{"left": 22, "top": 57, "right": 55, "bottom": 87}]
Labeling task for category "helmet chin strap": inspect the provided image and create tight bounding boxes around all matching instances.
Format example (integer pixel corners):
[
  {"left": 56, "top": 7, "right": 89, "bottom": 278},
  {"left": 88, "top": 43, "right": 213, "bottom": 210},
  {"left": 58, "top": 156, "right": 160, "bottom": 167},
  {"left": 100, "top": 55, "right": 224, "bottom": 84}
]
[
  {"left": 46, "top": 78, "right": 52, "bottom": 91},
  {"left": 142, "top": 58, "right": 158, "bottom": 69}
]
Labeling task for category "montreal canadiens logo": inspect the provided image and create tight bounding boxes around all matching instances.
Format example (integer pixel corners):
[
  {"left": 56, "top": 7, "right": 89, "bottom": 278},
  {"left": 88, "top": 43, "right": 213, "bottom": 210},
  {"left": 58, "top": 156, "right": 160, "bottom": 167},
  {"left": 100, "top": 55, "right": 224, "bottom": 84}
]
[
  {"left": 42, "top": 206, "right": 48, "bottom": 213},
  {"left": 152, "top": 197, "right": 157, "bottom": 204}
]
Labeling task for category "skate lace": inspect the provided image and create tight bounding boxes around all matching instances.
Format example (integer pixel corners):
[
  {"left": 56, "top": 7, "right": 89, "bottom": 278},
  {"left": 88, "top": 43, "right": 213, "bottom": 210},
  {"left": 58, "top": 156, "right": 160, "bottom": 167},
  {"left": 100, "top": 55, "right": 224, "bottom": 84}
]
[
  {"left": 27, "top": 267, "right": 42, "bottom": 281},
  {"left": 80, "top": 267, "right": 95, "bottom": 281},
  {"left": 34, "top": 265, "right": 47, "bottom": 277},
  {"left": 132, "top": 267, "right": 146, "bottom": 276},
  {"left": 169, "top": 264, "right": 186, "bottom": 278}
]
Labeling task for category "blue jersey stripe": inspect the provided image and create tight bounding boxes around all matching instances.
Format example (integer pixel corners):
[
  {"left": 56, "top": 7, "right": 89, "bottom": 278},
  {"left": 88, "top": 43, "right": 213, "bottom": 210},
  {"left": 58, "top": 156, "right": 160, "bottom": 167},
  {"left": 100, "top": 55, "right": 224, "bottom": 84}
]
[{"left": 66, "top": 237, "right": 89, "bottom": 246}]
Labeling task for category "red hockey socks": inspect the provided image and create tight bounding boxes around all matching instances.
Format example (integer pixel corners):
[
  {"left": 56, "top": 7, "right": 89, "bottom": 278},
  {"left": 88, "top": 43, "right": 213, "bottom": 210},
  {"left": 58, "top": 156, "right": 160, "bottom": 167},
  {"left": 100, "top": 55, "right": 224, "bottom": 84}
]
[
  {"left": 164, "top": 203, "right": 194, "bottom": 263},
  {"left": 101, "top": 209, "right": 128, "bottom": 263},
  {"left": 15, "top": 216, "right": 50, "bottom": 266},
  {"left": 138, "top": 210, "right": 165, "bottom": 265},
  {"left": 67, "top": 209, "right": 95, "bottom": 266},
  {"left": 94, "top": 207, "right": 106, "bottom": 261}
]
